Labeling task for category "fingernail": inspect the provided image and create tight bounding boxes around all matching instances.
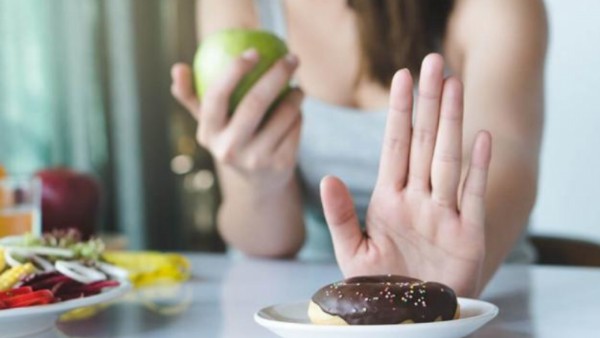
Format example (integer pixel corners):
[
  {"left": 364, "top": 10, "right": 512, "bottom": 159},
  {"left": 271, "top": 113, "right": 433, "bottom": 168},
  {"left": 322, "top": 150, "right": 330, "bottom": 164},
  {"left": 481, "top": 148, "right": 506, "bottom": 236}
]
[
  {"left": 242, "top": 48, "right": 259, "bottom": 60},
  {"left": 285, "top": 54, "right": 299, "bottom": 67}
]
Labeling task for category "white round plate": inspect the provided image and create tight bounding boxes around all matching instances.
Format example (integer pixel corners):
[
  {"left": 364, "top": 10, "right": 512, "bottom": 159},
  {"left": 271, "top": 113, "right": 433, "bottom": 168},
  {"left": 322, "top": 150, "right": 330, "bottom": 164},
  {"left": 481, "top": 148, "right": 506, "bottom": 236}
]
[
  {"left": 0, "top": 280, "right": 131, "bottom": 338},
  {"left": 255, "top": 297, "right": 498, "bottom": 338}
]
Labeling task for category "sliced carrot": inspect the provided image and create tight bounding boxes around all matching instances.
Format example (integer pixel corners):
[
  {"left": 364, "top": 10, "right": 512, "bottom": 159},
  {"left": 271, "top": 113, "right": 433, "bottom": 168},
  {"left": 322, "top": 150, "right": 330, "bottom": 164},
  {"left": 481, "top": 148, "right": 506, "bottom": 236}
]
[
  {"left": 0, "top": 286, "right": 33, "bottom": 301},
  {"left": 4, "top": 289, "right": 54, "bottom": 308}
]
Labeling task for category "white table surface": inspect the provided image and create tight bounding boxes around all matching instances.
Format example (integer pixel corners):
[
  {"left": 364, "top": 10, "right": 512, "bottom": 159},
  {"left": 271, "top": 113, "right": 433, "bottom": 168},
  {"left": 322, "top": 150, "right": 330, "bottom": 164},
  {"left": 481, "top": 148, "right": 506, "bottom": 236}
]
[{"left": 33, "top": 253, "right": 600, "bottom": 337}]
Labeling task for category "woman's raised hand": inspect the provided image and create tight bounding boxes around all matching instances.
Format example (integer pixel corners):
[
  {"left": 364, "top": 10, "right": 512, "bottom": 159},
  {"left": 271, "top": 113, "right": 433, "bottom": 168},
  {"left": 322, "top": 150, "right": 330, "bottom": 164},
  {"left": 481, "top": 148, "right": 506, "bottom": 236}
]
[
  {"left": 320, "top": 54, "right": 492, "bottom": 297},
  {"left": 171, "top": 51, "right": 304, "bottom": 191}
]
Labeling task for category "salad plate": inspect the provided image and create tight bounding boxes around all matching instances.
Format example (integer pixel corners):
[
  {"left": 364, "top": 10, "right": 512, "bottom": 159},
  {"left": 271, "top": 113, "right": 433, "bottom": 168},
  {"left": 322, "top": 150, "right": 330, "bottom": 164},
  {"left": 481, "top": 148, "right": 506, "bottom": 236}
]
[
  {"left": 0, "top": 231, "right": 132, "bottom": 337},
  {"left": 255, "top": 297, "right": 498, "bottom": 338},
  {"left": 0, "top": 279, "right": 130, "bottom": 337}
]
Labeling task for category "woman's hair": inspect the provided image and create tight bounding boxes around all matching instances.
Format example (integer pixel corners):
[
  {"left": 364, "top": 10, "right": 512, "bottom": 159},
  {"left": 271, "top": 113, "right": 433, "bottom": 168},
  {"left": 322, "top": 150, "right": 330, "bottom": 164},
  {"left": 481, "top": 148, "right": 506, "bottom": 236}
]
[{"left": 347, "top": 0, "right": 455, "bottom": 87}]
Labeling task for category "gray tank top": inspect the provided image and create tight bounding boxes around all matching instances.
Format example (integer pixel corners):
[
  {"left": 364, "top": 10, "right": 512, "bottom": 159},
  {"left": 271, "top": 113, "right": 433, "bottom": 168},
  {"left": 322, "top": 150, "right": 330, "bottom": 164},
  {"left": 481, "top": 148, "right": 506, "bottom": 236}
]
[{"left": 253, "top": 0, "right": 536, "bottom": 263}]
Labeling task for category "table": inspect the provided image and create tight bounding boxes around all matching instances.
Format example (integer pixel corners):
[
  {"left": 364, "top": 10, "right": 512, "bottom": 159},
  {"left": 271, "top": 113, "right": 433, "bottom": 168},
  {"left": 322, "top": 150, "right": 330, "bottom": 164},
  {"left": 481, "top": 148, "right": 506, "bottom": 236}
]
[{"left": 35, "top": 253, "right": 600, "bottom": 337}]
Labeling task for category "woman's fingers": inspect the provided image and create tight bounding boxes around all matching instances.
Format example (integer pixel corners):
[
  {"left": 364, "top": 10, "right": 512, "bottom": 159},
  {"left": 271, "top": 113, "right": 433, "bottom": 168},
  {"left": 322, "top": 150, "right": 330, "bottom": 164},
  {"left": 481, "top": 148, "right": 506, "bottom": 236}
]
[
  {"left": 200, "top": 49, "right": 260, "bottom": 143},
  {"left": 224, "top": 54, "right": 299, "bottom": 150},
  {"left": 407, "top": 54, "right": 445, "bottom": 192},
  {"left": 272, "top": 114, "right": 303, "bottom": 170},
  {"left": 431, "top": 78, "right": 464, "bottom": 207},
  {"left": 171, "top": 63, "right": 200, "bottom": 117},
  {"left": 460, "top": 131, "right": 492, "bottom": 227},
  {"left": 321, "top": 176, "right": 363, "bottom": 260},
  {"left": 377, "top": 69, "right": 413, "bottom": 190},
  {"left": 249, "top": 89, "right": 304, "bottom": 154}
]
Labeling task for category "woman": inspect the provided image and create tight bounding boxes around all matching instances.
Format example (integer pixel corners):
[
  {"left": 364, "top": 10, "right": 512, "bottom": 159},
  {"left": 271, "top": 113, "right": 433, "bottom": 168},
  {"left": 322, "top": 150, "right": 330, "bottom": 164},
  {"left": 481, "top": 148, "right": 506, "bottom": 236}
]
[{"left": 171, "top": 0, "right": 547, "bottom": 297}]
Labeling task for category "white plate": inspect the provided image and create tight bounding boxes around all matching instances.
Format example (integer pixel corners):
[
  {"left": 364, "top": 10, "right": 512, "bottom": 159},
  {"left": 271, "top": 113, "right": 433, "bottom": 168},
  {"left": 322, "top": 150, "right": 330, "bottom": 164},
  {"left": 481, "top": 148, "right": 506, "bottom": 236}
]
[
  {"left": 0, "top": 280, "right": 131, "bottom": 338},
  {"left": 255, "top": 297, "right": 498, "bottom": 338}
]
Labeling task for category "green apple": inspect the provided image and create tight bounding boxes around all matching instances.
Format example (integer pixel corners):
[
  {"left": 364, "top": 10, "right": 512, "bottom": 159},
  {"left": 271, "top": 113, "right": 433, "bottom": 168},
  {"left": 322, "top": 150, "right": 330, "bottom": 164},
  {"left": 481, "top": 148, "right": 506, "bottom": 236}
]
[{"left": 193, "top": 29, "right": 290, "bottom": 115}]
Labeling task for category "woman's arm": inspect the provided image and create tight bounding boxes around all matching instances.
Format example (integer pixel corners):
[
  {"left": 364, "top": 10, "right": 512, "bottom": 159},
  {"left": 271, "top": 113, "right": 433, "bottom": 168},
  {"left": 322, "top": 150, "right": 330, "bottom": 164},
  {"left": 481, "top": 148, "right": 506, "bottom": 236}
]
[
  {"left": 448, "top": 0, "right": 548, "bottom": 284},
  {"left": 171, "top": 0, "right": 306, "bottom": 257}
]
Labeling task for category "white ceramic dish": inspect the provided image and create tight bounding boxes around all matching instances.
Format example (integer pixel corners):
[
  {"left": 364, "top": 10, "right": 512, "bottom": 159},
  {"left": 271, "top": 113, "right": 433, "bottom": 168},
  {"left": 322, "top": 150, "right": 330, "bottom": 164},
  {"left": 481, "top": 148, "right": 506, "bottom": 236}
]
[
  {"left": 255, "top": 297, "right": 498, "bottom": 338},
  {"left": 0, "top": 280, "right": 131, "bottom": 338}
]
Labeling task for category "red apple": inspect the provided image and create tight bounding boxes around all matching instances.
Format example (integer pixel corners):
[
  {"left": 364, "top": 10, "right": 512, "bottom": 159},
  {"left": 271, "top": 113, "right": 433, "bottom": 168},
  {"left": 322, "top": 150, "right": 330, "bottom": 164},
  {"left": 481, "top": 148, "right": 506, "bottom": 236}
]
[{"left": 36, "top": 168, "right": 101, "bottom": 238}]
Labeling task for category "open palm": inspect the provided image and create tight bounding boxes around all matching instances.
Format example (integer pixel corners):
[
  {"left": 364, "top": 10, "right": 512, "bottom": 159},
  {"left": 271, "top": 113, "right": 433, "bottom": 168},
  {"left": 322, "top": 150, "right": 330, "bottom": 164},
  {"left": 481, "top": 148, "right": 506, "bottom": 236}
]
[{"left": 320, "top": 54, "right": 492, "bottom": 297}]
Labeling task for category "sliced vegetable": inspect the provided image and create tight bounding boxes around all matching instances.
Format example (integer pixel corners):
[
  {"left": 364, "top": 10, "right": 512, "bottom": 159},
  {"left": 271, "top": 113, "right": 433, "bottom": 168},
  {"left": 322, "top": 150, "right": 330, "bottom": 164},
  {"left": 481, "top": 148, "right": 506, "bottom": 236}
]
[
  {"left": 27, "top": 274, "right": 72, "bottom": 291},
  {"left": 4, "top": 249, "right": 57, "bottom": 272},
  {"left": 3, "top": 289, "right": 54, "bottom": 308},
  {"left": 22, "top": 230, "right": 105, "bottom": 260},
  {"left": 74, "top": 280, "right": 120, "bottom": 294},
  {"left": 0, "top": 231, "right": 125, "bottom": 312},
  {"left": 55, "top": 260, "right": 106, "bottom": 284},
  {"left": 18, "top": 271, "right": 120, "bottom": 298},
  {"left": 0, "top": 286, "right": 33, "bottom": 301},
  {"left": 2, "top": 246, "right": 74, "bottom": 258},
  {"left": 0, "top": 263, "right": 35, "bottom": 291},
  {"left": 3, "top": 249, "right": 25, "bottom": 268},
  {"left": 96, "top": 262, "right": 129, "bottom": 280},
  {"left": 0, "top": 249, "right": 5, "bottom": 273}
]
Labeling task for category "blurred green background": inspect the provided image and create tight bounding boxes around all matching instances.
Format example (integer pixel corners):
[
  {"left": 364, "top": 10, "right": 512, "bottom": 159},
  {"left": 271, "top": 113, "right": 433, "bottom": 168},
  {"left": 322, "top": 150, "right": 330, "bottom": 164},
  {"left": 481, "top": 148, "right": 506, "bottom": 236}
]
[{"left": 0, "top": 0, "right": 223, "bottom": 252}]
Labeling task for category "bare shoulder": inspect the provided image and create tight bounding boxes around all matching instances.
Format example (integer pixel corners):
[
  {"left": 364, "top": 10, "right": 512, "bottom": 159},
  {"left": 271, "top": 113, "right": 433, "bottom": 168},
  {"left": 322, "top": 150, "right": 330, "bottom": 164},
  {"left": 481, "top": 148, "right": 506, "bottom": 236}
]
[
  {"left": 197, "top": 0, "right": 259, "bottom": 38},
  {"left": 445, "top": 0, "right": 548, "bottom": 69}
]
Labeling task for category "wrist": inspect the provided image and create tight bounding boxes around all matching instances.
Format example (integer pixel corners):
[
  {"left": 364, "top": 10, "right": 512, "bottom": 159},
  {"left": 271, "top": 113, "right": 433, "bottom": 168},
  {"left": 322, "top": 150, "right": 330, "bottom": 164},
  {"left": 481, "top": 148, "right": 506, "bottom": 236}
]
[{"left": 218, "top": 164, "right": 297, "bottom": 195}]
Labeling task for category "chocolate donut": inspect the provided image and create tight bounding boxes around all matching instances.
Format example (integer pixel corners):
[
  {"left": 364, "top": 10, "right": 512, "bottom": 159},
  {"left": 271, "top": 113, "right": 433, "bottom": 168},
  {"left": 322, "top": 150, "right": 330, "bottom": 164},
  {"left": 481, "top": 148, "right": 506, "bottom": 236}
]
[{"left": 308, "top": 275, "right": 459, "bottom": 325}]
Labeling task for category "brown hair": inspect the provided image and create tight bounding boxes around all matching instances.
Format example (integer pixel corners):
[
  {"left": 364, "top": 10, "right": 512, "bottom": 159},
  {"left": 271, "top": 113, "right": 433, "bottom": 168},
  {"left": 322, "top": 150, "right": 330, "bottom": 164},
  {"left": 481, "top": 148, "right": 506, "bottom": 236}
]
[{"left": 347, "top": 0, "right": 455, "bottom": 87}]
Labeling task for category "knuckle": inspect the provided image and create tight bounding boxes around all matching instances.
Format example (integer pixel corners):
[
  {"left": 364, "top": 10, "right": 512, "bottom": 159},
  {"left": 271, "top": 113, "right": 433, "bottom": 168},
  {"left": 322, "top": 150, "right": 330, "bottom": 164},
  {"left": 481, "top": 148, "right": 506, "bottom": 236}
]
[
  {"left": 242, "top": 91, "right": 269, "bottom": 112},
  {"left": 273, "top": 102, "right": 298, "bottom": 120},
  {"left": 203, "top": 87, "right": 227, "bottom": 105},
  {"left": 245, "top": 154, "right": 267, "bottom": 171},
  {"left": 464, "top": 179, "right": 485, "bottom": 198},
  {"left": 390, "top": 101, "right": 411, "bottom": 116},
  {"left": 412, "top": 128, "right": 436, "bottom": 145},
  {"left": 227, "top": 58, "right": 251, "bottom": 79},
  {"left": 434, "top": 151, "right": 461, "bottom": 164},
  {"left": 432, "top": 193, "right": 455, "bottom": 208},
  {"left": 440, "top": 109, "right": 462, "bottom": 122},
  {"left": 334, "top": 204, "right": 357, "bottom": 226},
  {"left": 407, "top": 173, "right": 430, "bottom": 192},
  {"left": 385, "top": 136, "right": 409, "bottom": 153},
  {"left": 213, "top": 144, "right": 236, "bottom": 164},
  {"left": 274, "top": 57, "right": 294, "bottom": 75},
  {"left": 232, "top": 57, "right": 249, "bottom": 71},
  {"left": 418, "top": 90, "right": 441, "bottom": 101}
]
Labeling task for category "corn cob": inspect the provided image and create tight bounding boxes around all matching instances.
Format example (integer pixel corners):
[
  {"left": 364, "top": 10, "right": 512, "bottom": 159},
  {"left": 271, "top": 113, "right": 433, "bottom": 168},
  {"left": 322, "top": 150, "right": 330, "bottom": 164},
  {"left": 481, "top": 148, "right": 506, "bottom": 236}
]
[{"left": 0, "top": 263, "right": 35, "bottom": 291}]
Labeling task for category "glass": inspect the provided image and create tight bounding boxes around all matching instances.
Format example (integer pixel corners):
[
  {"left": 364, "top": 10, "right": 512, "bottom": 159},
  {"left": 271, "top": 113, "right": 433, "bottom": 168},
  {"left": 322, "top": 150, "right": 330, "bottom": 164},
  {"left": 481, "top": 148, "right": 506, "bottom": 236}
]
[{"left": 0, "top": 176, "right": 42, "bottom": 238}]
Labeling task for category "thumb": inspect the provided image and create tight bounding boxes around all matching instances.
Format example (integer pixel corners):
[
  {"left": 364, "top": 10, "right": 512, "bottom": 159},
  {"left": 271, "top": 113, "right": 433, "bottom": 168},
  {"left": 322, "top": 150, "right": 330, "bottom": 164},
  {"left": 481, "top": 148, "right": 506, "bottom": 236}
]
[{"left": 320, "top": 176, "right": 363, "bottom": 260}]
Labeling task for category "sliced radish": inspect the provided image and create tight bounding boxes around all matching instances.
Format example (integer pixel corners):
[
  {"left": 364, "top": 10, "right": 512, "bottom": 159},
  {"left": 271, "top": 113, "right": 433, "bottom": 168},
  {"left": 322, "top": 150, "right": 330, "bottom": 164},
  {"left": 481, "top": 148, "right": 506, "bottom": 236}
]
[
  {"left": 3, "top": 246, "right": 74, "bottom": 258},
  {"left": 30, "top": 255, "right": 55, "bottom": 272},
  {"left": 97, "top": 262, "right": 129, "bottom": 280},
  {"left": 3, "top": 249, "right": 24, "bottom": 268},
  {"left": 55, "top": 261, "right": 106, "bottom": 284},
  {"left": 0, "top": 236, "right": 26, "bottom": 245},
  {"left": 4, "top": 250, "right": 56, "bottom": 272}
]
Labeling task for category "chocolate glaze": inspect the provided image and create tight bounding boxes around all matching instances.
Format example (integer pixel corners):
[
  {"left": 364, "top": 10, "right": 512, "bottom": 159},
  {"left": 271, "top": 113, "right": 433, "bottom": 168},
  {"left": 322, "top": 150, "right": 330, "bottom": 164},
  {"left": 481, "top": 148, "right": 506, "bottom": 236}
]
[{"left": 311, "top": 275, "right": 458, "bottom": 325}]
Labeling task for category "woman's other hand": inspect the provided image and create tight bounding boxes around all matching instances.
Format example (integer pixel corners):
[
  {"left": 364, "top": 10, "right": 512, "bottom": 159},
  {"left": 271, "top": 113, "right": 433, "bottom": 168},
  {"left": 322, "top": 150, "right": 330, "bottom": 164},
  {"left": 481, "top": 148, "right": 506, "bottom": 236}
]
[
  {"left": 170, "top": 51, "right": 304, "bottom": 192},
  {"left": 320, "top": 54, "right": 492, "bottom": 297}
]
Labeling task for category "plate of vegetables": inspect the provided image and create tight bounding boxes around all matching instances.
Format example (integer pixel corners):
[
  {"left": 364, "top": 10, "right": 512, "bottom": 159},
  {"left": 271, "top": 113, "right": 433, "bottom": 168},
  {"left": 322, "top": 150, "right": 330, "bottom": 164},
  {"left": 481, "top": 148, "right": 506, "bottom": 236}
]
[{"left": 0, "top": 230, "right": 130, "bottom": 337}]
